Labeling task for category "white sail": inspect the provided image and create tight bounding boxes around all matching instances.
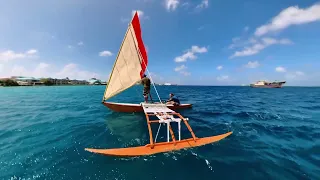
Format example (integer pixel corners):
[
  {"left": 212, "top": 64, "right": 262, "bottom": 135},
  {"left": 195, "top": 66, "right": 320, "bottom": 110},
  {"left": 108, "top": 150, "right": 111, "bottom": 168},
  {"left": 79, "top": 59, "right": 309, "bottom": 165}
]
[{"left": 103, "top": 12, "right": 147, "bottom": 101}]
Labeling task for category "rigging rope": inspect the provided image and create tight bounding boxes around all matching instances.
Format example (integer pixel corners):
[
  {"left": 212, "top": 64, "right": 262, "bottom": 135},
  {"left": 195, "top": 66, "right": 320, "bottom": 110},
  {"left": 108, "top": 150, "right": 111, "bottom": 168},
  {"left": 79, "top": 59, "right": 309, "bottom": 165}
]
[
  {"left": 154, "top": 123, "right": 161, "bottom": 143},
  {"left": 127, "top": 23, "right": 163, "bottom": 104},
  {"left": 141, "top": 60, "right": 163, "bottom": 104}
]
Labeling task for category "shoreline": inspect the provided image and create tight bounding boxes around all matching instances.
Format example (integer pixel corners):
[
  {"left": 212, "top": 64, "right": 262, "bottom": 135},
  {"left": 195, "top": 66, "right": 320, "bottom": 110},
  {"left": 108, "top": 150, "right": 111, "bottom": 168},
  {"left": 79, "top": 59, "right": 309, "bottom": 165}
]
[{"left": 0, "top": 84, "right": 106, "bottom": 87}]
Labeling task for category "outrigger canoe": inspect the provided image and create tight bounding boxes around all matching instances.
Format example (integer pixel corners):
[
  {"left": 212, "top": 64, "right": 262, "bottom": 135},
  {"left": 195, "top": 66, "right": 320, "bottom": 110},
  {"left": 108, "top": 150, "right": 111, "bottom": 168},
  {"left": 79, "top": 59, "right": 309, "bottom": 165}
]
[
  {"left": 86, "top": 103, "right": 232, "bottom": 157},
  {"left": 85, "top": 11, "right": 232, "bottom": 157}
]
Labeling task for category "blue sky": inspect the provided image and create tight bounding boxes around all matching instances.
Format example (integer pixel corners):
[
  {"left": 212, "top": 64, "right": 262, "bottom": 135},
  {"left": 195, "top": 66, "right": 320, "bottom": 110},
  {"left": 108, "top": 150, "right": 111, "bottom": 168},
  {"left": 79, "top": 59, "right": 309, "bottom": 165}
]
[{"left": 0, "top": 0, "right": 320, "bottom": 86}]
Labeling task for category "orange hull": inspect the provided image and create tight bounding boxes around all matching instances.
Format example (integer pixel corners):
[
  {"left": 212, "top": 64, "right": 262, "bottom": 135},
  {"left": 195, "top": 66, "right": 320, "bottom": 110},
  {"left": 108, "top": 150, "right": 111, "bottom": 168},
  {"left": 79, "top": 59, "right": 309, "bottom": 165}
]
[
  {"left": 102, "top": 102, "right": 192, "bottom": 113},
  {"left": 85, "top": 132, "right": 232, "bottom": 157}
]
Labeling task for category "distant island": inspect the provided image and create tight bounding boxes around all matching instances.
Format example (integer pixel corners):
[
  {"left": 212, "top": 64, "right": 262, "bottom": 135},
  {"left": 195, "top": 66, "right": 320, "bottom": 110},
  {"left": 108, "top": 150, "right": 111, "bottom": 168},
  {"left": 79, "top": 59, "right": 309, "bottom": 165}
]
[{"left": 0, "top": 76, "right": 107, "bottom": 87}]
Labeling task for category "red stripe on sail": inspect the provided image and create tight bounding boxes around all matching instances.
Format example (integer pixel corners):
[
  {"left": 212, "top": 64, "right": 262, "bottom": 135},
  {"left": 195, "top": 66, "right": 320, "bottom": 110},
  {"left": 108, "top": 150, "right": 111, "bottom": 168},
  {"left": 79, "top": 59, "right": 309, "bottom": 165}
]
[{"left": 131, "top": 12, "right": 148, "bottom": 78}]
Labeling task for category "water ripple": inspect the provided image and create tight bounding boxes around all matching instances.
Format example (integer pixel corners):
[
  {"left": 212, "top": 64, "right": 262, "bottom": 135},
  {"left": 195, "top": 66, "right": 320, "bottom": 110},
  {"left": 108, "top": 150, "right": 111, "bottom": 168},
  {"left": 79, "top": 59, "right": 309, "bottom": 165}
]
[{"left": 0, "top": 86, "right": 319, "bottom": 180}]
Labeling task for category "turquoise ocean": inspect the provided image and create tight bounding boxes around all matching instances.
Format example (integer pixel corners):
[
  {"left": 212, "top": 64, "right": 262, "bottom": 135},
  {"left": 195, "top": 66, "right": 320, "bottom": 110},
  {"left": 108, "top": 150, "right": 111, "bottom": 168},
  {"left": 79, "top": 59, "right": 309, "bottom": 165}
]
[{"left": 0, "top": 85, "right": 319, "bottom": 180}]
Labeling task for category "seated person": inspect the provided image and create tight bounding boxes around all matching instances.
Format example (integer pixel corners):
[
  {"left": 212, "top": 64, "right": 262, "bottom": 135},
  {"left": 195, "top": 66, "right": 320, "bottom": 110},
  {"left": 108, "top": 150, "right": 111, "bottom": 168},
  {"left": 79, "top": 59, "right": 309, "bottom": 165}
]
[{"left": 166, "top": 93, "right": 180, "bottom": 105}]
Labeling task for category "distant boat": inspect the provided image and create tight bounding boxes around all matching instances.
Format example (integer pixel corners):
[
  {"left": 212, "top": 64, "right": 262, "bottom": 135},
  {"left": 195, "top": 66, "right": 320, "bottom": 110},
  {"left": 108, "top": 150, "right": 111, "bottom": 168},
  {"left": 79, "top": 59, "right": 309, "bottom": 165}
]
[{"left": 250, "top": 80, "right": 286, "bottom": 88}]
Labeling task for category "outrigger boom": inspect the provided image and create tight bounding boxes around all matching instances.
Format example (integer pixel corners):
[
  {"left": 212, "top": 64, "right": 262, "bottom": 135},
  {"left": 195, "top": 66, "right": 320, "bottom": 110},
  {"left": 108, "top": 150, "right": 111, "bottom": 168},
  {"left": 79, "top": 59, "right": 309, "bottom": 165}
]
[{"left": 85, "top": 103, "right": 232, "bottom": 157}]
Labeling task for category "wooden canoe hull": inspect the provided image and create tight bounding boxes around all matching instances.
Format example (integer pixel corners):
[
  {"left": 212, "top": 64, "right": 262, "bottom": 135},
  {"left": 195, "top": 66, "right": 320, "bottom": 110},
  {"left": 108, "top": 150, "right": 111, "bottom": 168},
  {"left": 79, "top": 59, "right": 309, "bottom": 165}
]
[
  {"left": 102, "top": 102, "right": 192, "bottom": 113},
  {"left": 85, "top": 132, "right": 232, "bottom": 157}
]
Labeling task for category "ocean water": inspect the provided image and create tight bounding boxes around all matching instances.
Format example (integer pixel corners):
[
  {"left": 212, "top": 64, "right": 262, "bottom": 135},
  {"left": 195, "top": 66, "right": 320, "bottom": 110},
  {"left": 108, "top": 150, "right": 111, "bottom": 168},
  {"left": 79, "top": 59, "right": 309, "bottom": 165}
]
[{"left": 0, "top": 85, "right": 319, "bottom": 180}]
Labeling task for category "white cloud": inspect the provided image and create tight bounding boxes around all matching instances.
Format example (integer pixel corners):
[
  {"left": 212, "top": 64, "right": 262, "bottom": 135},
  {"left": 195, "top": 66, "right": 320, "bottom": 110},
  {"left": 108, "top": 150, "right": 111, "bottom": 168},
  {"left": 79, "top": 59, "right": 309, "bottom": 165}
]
[
  {"left": 229, "top": 3, "right": 304, "bottom": 58},
  {"left": 174, "top": 64, "right": 190, "bottom": 76},
  {"left": 228, "top": 37, "right": 259, "bottom": 50},
  {"left": 174, "top": 64, "right": 186, "bottom": 71},
  {"left": 275, "top": 66, "right": 286, "bottom": 72},
  {"left": 132, "top": 10, "right": 144, "bottom": 18},
  {"left": 191, "top": 46, "right": 207, "bottom": 53},
  {"left": 33, "top": 63, "right": 51, "bottom": 78},
  {"left": 5, "top": 63, "right": 50, "bottom": 78},
  {"left": 26, "top": 49, "right": 37, "bottom": 55},
  {"left": 0, "top": 51, "right": 25, "bottom": 61},
  {"left": 175, "top": 45, "right": 208, "bottom": 62},
  {"left": 180, "top": 71, "right": 191, "bottom": 76},
  {"left": 99, "top": 50, "right": 113, "bottom": 57},
  {"left": 56, "top": 63, "right": 100, "bottom": 80},
  {"left": 249, "top": 38, "right": 258, "bottom": 44},
  {"left": 0, "top": 49, "right": 38, "bottom": 62},
  {"left": 181, "top": 2, "right": 190, "bottom": 9},
  {"left": 231, "top": 44, "right": 262, "bottom": 57},
  {"left": 10, "top": 65, "right": 28, "bottom": 76},
  {"left": 165, "top": 0, "right": 179, "bottom": 11},
  {"left": 182, "top": 2, "right": 189, "bottom": 6},
  {"left": 121, "top": 10, "right": 148, "bottom": 23},
  {"left": 0, "top": 61, "right": 102, "bottom": 80},
  {"left": 196, "top": 0, "right": 208, "bottom": 9},
  {"left": 175, "top": 51, "right": 196, "bottom": 62},
  {"left": 137, "top": 0, "right": 154, "bottom": 2},
  {"left": 217, "top": 75, "right": 229, "bottom": 81},
  {"left": 217, "top": 65, "right": 223, "bottom": 70},
  {"left": 68, "top": 41, "right": 84, "bottom": 48},
  {"left": 255, "top": 3, "right": 320, "bottom": 36},
  {"left": 262, "top": 37, "right": 292, "bottom": 45},
  {"left": 295, "top": 71, "right": 304, "bottom": 76},
  {"left": 228, "top": 37, "right": 242, "bottom": 49},
  {"left": 245, "top": 61, "right": 260, "bottom": 68},
  {"left": 230, "top": 37, "right": 292, "bottom": 58},
  {"left": 285, "top": 71, "right": 305, "bottom": 79}
]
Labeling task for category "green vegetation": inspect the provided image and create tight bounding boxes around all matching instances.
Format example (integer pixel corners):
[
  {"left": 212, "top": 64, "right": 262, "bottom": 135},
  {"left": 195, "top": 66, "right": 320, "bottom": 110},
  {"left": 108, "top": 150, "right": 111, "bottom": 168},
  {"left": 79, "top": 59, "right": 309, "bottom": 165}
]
[
  {"left": 40, "top": 78, "right": 54, "bottom": 86},
  {"left": 1, "top": 79, "right": 19, "bottom": 86}
]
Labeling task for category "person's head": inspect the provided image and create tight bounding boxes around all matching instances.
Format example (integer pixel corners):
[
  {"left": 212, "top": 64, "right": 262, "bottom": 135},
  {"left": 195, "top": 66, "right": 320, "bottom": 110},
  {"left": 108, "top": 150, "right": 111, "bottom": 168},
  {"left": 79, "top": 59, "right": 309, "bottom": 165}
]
[
  {"left": 143, "top": 74, "right": 147, "bottom": 78},
  {"left": 169, "top": 93, "right": 174, "bottom": 97}
]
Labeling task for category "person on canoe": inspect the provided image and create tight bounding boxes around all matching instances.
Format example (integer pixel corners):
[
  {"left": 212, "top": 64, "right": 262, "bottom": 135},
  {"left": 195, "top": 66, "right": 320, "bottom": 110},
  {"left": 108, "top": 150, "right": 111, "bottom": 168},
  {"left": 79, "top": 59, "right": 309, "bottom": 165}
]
[
  {"left": 140, "top": 74, "right": 152, "bottom": 103},
  {"left": 166, "top": 93, "right": 180, "bottom": 105}
]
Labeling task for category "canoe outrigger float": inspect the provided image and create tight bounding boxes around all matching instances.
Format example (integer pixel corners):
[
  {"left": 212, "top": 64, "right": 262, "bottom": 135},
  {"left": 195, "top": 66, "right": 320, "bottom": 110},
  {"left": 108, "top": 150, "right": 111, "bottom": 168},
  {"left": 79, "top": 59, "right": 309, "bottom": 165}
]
[{"left": 85, "top": 12, "right": 232, "bottom": 157}]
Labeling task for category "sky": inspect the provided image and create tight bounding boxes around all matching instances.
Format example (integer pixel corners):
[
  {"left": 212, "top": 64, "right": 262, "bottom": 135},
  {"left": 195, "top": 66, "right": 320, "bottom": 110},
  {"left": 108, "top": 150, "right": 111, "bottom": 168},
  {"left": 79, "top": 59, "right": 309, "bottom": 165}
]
[{"left": 0, "top": 0, "right": 320, "bottom": 86}]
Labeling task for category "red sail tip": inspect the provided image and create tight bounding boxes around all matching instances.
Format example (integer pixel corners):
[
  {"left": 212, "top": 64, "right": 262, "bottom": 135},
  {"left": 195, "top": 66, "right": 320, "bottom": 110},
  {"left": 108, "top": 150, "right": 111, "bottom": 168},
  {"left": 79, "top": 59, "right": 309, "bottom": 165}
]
[{"left": 131, "top": 11, "right": 148, "bottom": 78}]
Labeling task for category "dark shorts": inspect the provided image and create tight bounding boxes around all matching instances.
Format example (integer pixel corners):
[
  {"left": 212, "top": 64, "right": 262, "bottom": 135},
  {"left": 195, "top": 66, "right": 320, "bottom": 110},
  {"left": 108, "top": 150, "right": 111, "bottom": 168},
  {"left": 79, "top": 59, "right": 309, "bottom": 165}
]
[
  {"left": 143, "top": 87, "right": 150, "bottom": 96},
  {"left": 168, "top": 98, "right": 180, "bottom": 105}
]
